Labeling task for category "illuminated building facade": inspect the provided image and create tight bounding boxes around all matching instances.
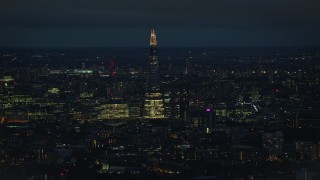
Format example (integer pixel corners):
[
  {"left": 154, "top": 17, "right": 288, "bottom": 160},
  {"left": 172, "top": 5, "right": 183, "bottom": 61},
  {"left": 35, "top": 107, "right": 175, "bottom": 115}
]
[
  {"left": 144, "top": 29, "right": 165, "bottom": 119},
  {"left": 96, "top": 103, "right": 129, "bottom": 120}
]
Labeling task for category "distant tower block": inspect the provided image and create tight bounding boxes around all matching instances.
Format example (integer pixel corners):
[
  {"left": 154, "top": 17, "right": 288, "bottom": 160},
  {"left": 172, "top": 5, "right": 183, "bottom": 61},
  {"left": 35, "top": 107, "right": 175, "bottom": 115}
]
[
  {"left": 109, "top": 57, "right": 116, "bottom": 78},
  {"left": 144, "top": 29, "right": 165, "bottom": 119},
  {"left": 107, "top": 57, "right": 116, "bottom": 101}
]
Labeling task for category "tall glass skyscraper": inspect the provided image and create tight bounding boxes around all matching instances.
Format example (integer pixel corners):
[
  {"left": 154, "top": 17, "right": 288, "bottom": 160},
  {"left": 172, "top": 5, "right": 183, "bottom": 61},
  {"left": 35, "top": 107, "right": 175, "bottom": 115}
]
[{"left": 144, "top": 29, "right": 165, "bottom": 119}]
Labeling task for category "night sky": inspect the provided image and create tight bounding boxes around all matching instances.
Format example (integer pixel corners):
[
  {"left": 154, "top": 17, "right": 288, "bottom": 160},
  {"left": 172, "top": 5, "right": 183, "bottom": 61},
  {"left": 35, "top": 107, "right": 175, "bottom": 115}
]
[{"left": 1, "top": 0, "right": 320, "bottom": 47}]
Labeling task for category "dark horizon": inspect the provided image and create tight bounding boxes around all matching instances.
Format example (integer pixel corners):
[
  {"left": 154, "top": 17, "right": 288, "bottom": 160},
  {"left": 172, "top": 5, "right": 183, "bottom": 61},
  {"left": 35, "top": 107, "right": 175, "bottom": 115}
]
[{"left": 1, "top": 33, "right": 319, "bottom": 48}]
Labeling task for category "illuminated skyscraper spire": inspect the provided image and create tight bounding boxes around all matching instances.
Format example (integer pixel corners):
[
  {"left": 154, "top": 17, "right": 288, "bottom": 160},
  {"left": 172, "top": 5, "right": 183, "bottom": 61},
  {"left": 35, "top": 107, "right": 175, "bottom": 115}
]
[{"left": 150, "top": 29, "right": 157, "bottom": 47}]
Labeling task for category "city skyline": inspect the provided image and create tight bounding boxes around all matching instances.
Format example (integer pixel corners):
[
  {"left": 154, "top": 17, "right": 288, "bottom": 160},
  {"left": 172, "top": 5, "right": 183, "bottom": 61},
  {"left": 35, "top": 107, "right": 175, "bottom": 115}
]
[
  {"left": 1, "top": 31, "right": 320, "bottom": 179},
  {"left": 1, "top": 1, "right": 320, "bottom": 179}
]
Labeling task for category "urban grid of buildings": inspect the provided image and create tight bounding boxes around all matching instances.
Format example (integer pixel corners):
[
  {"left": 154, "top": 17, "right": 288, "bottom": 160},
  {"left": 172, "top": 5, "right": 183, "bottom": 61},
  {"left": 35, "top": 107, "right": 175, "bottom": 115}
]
[{"left": 0, "top": 30, "right": 320, "bottom": 179}]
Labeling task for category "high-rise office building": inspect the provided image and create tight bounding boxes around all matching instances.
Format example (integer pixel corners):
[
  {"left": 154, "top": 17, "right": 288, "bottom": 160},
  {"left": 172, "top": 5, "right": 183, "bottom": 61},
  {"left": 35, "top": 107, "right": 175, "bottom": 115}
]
[{"left": 143, "top": 29, "right": 165, "bottom": 119}]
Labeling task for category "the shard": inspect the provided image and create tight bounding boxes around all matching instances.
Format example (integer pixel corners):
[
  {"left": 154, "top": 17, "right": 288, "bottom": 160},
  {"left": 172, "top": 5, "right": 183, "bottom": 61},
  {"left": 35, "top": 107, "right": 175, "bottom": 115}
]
[{"left": 143, "top": 29, "right": 165, "bottom": 119}]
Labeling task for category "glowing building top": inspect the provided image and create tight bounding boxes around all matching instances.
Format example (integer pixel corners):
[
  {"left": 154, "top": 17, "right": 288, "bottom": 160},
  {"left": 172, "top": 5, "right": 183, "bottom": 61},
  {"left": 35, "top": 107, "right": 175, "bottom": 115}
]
[{"left": 150, "top": 29, "right": 157, "bottom": 47}]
